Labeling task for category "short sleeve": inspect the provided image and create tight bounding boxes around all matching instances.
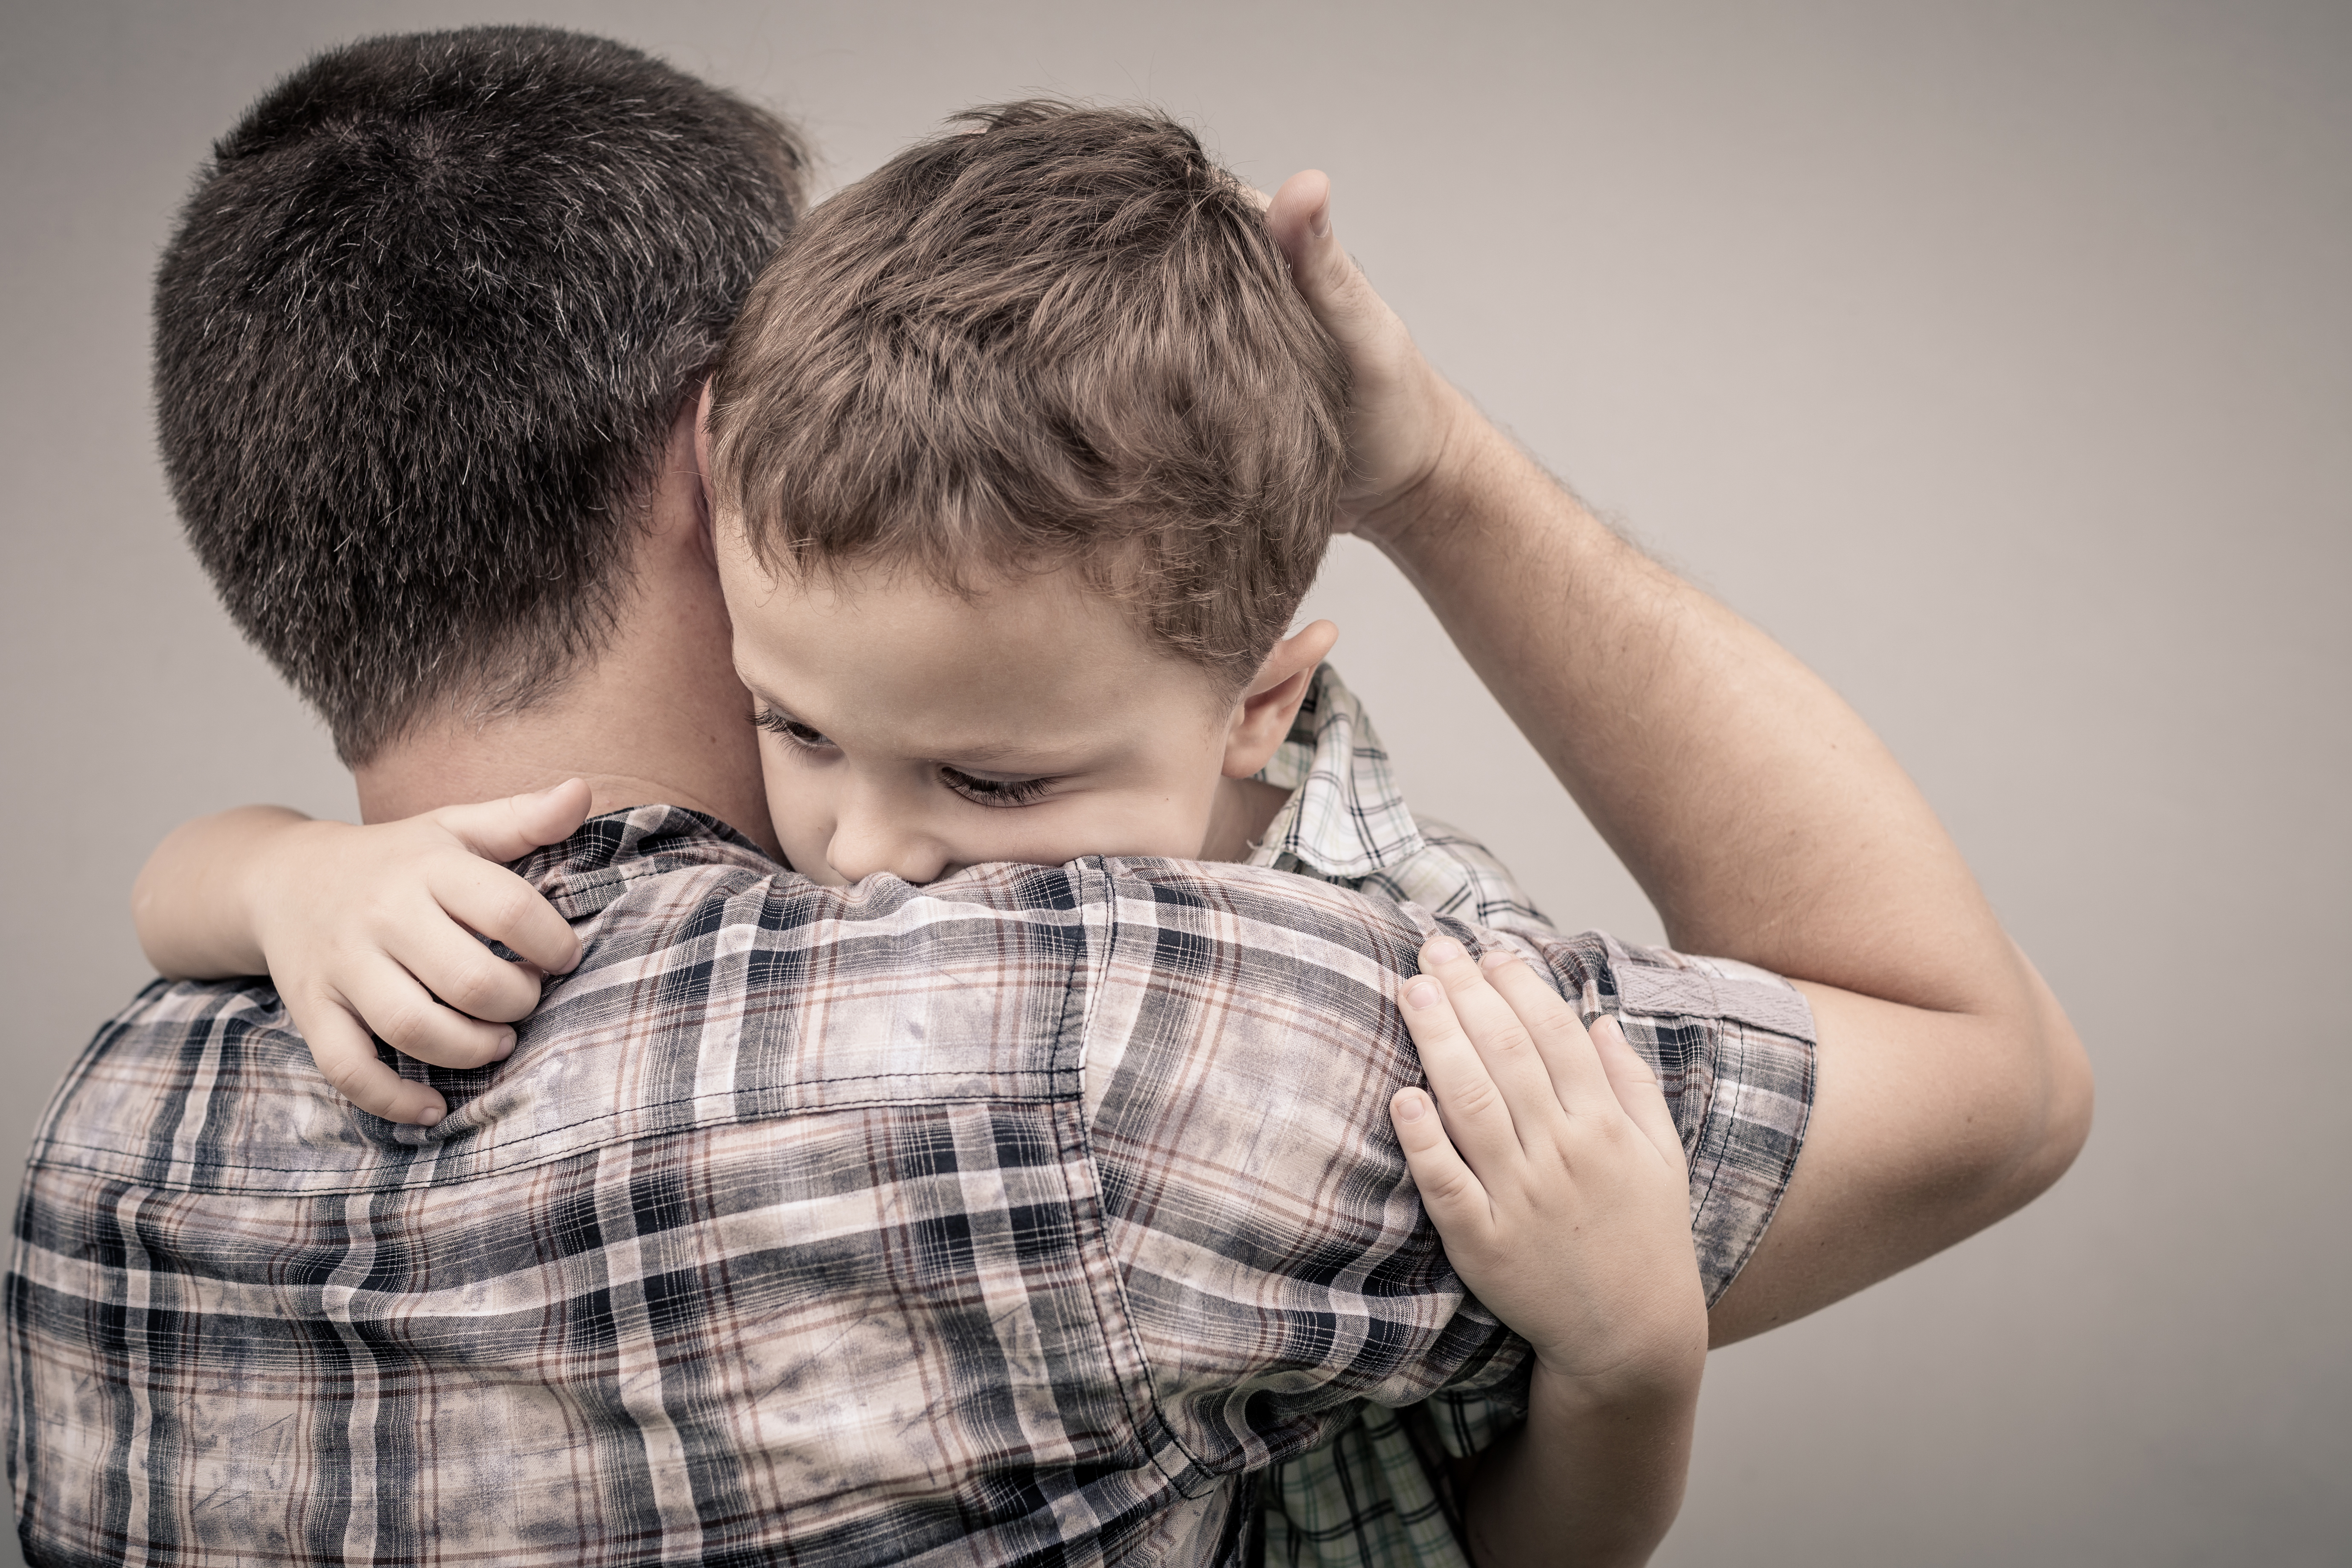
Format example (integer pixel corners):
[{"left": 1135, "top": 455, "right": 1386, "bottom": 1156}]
[
  {"left": 1083, "top": 862, "right": 1816, "bottom": 1498},
  {"left": 1493, "top": 925, "right": 1817, "bottom": 1303}
]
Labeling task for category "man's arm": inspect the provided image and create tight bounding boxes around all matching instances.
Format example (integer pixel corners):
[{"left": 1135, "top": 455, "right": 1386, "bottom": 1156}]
[{"left": 1267, "top": 174, "right": 2093, "bottom": 1344}]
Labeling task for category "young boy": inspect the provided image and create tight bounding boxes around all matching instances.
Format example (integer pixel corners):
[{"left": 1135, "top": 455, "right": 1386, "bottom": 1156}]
[{"left": 136, "top": 104, "right": 1704, "bottom": 1565}]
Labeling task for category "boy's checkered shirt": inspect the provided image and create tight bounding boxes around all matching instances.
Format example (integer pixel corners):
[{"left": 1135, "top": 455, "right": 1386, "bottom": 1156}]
[
  {"left": 1247, "top": 667, "right": 1794, "bottom": 1567},
  {"left": 7, "top": 668, "right": 1813, "bottom": 1568}
]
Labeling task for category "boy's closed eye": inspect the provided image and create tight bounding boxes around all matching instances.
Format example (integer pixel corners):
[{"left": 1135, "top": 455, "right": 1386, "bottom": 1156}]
[
  {"left": 753, "top": 707, "right": 835, "bottom": 751},
  {"left": 754, "top": 705, "right": 1060, "bottom": 809}
]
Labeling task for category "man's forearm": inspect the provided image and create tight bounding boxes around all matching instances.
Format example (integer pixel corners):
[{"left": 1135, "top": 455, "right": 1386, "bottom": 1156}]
[
  {"left": 1366, "top": 397, "right": 2093, "bottom": 1340},
  {"left": 1365, "top": 396, "right": 1997, "bottom": 998},
  {"left": 1264, "top": 171, "right": 2088, "bottom": 1336}
]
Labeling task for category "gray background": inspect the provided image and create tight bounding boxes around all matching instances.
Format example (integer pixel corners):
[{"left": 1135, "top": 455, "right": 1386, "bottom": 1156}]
[{"left": 3, "top": 1, "right": 2345, "bottom": 1563}]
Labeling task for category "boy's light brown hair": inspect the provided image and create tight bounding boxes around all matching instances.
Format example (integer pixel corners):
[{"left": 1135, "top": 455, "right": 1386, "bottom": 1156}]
[{"left": 707, "top": 101, "right": 1349, "bottom": 692}]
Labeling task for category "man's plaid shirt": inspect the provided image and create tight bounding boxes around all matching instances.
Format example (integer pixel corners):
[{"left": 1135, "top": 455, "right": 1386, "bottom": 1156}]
[{"left": 8, "top": 674, "right": 1814, "bottom": 1567}]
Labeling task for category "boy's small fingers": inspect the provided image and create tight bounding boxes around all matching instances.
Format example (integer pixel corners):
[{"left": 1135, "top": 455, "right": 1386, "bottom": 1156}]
[
  {"left": 388, "top": 911, "right": 543, "bottom": 1024},
  {"left": 1397, "top": 969, "right": 1521, "bottom": 1169},
  {"left": 1477, "top": 951, "right": 1618, "bottom": 1111},
  {"left": 1419, "top": 939, "right": 1562, "bottom": 1132},
  {"left": 1391, "top": 1088, "right": 1488, "bottom": 1232},
  {"left": 432, "top": 780, "right": 594, "bottom": 865},
  {"left": 341, "top": 959, "right": 518, "bottom": 1071},
  {"left": 293, "top": 1001, "right": 447, "bottom": 1126},
  {"left": 1593, "top": 1015, "right": 1688, "bottom": 1172},
  {"left": 433, "top": 862, "right": 581, "bottom": 977}
]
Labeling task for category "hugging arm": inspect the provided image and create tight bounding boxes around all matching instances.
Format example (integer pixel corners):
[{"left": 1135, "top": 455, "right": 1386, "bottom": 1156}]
[
  {"left": 131, "top": 782, "right": 592, "bottom": 1125},
  {"left": 1393, "top": 939, "right": 1711, "bottom": 1567},
  {"left": 1267, "top": 174, "right": 2093, "bottom": 1343}
]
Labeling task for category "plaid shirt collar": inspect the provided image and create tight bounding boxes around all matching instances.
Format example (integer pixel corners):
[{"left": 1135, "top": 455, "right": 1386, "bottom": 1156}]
[{"left": 1247, "top": 664, "right": 1426, "bottom": 880}]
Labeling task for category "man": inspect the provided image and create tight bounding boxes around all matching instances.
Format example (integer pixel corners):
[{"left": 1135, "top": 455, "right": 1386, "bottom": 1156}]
[{"left": 7, "top": 24, "right": 2089, "bottom": 1568}]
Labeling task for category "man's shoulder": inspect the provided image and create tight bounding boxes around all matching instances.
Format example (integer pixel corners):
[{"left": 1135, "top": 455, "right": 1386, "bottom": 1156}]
[
  {"left": 19, "top": 819, "right": 1447, "bottom": 1201},
  {"left": 23, "top": 972, "right": 386, "bottom": 1193}
]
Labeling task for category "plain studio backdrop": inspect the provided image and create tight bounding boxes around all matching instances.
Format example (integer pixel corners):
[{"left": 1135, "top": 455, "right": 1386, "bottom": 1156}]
[{"left": 3, "top": 2, "right": 2346, "bottom": 1563}]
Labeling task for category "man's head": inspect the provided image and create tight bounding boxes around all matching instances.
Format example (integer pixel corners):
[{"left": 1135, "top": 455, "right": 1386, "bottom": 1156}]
[
  {"left": 704, "top": 103, "right": 1348, "bottom": 884},
  {"left": 155, "top": 26, "right": 808, "bottom": 766}
]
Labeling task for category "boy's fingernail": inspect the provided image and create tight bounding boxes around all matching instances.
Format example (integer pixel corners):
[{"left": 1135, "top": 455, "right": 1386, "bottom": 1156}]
[
  {"left": 495, "top": 1029, "right": 518, "bottom": 1059},
  {"left": 1406, "top": 977, "right": 1442, "bottom": 1009},
  {"left": 1424, "top": 937, "right": 1464, "bottom": 964},
  {"left": 416, "top": 1105, "right": 443, "bottom": 1127},
  {"left": 1480, "top": 948, "right": 1516, "bottom": 971},
  {"left": 1395, "top": 1090, "right": 1426, "bottom": 1122}
]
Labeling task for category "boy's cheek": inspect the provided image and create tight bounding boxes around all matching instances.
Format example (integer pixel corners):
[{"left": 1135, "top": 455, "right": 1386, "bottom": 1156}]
[{"left": 758, "top": 771, "right": 832, "bottom": 881}]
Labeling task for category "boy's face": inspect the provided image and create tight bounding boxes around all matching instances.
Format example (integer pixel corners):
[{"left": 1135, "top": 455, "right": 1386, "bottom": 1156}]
[{"left": 717, "top": 532, "right": 1268, "bottom": 887}]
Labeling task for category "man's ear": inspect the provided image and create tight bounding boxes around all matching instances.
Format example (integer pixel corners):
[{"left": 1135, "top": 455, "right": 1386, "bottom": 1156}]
[{"left": 1222, "top": 620, "right": 1340, "bottom": 779}]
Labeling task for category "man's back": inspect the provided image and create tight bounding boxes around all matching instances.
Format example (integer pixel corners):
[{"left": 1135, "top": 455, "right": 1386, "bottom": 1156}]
[{"left": 9, "top": 807, "right": 1810, "bottom": 1565}]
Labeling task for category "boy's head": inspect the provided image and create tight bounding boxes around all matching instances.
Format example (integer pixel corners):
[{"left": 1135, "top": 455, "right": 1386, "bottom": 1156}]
[{"left": 706, "top": 102, "right": 1350, "bottom": 884}]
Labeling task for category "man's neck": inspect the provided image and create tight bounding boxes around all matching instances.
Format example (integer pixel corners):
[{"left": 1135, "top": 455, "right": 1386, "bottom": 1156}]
[
  {"left": 356, "top": 643, "right": 777, "bottom": 859},
  {"left": 353, "top": 436, "right": 781, "bottom": 858}
]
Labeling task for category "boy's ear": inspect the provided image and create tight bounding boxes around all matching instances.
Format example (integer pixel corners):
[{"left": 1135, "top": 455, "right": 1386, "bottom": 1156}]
[
  {"left": 1222, "top": 620, "right": 1340, "bottom": 779},
  {"left": 693, "top": 379, "right": 718, "bottom": 519}
]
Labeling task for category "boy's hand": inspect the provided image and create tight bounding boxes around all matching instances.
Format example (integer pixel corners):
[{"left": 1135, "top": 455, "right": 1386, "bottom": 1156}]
[
  {"left": 245, "top": 781, "right": 592, "bottom": 1126},
  {"left": 1265, "top": 170, "right": 1478, "bottom": 547},
  {"left": 1392, "top": 938, "right": 1709, "bottom": 1566},
  {"left": 1390, "top": 937, "right": 1708, "bottom": 1395}
]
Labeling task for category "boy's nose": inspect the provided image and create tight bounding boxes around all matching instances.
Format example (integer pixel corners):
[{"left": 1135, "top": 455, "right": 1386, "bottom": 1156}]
[{"left": 825, "top": 812, "right": 952, "bottom": 887}]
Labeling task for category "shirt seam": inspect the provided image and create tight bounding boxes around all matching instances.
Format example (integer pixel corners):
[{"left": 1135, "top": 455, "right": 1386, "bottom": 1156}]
[
  {"left": 24, "top": 1082, "right": 1081, "bottom": 1194},
  {"left": 1068, "top": 859, "right": 1219, "bottom": 1495}
]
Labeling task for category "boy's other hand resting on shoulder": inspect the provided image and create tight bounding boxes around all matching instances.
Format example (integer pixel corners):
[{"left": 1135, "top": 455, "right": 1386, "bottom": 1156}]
[
  {"left": 1394, "top": 937, "right": 1707, "bottom": 1568},
  {"left": 131, "top": 780, "right": 594, "bottom": 1126}
]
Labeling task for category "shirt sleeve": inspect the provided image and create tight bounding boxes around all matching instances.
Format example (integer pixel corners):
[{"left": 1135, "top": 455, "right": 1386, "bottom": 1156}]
[
  {"left": 1492, "top": 924, "right": 1818, "bottom": 1305},
  {"left": 1083, "top": 861, "right": 1815, "bottom": 1489}
]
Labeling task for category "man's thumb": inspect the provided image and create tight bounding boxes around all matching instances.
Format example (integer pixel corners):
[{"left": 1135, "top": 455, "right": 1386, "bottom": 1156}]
[{"left": 1268, "top": 170, "right": 1368, "bottom": 338}]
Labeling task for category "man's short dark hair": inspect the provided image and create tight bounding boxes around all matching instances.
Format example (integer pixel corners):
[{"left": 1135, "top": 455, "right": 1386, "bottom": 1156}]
[
  {"left": 708, "top": 101, "right": 1348, "bottom": 693},
  {"left": 155, "top": 26, "right": 808, "bottom": 763}
]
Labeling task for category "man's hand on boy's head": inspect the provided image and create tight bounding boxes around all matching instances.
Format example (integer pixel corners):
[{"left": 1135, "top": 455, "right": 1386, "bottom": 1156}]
[
  {"left": 250, "top": 781, "right": 591, "bottom": 1126},
  {"left": 1265, "top": 170, "right": 1477, "bottom": 548}
]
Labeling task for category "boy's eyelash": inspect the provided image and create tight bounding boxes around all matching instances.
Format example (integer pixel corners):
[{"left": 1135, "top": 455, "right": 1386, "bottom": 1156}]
[
  {"left": 938, "top": 768, "right": 1056, "bottom": 809},
  {"left": 757, "top": 710, "right": 1056, "bottom": 808},
  {"left": 753, "top": 709, "right": 833, "bottom": 749}
]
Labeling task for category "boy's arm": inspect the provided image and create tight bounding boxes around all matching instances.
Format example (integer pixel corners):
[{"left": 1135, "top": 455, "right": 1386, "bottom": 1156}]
[
  {"left": 1391, "top": 938, "right": 1706, "bottom": 1567},
  {"left": 134, "top": 805, "right": 311, "bottom": 980},
  {"left": 1268, "top": 174, "right": 2093, "bottom": 1344},
  {"left": 131, "top": 784, "right": 592, "bottom": 1124}
]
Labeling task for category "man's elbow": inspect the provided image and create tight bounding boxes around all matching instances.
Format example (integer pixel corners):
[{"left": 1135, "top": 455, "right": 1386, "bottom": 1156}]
[
  {"left": 2014, "top": 998, "right": 2094, "bottom": 1205},
  {"left": 1974, "top": 976, "right": 2095, "bottom": 1222}
]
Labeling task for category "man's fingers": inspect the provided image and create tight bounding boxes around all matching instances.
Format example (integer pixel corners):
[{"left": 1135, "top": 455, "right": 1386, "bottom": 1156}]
[
  {"left": 283, "top": 993, "right": 448, "bottom": 1126},
  {"left": 1592, "top": 1014, "right": 1690, "bottom": 1173},
  {"left": 1389, "top": 1088, "right": 1490, "bottom": 1237},
  {"left": 430, "top": 859, "right": 581, "bottom": 980},
  {"left": 430, "top": 779, "right": 594, "bottom": 869},
  {"left": 1267, "top": 170, "right": 1375, "bottom": 343}
]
